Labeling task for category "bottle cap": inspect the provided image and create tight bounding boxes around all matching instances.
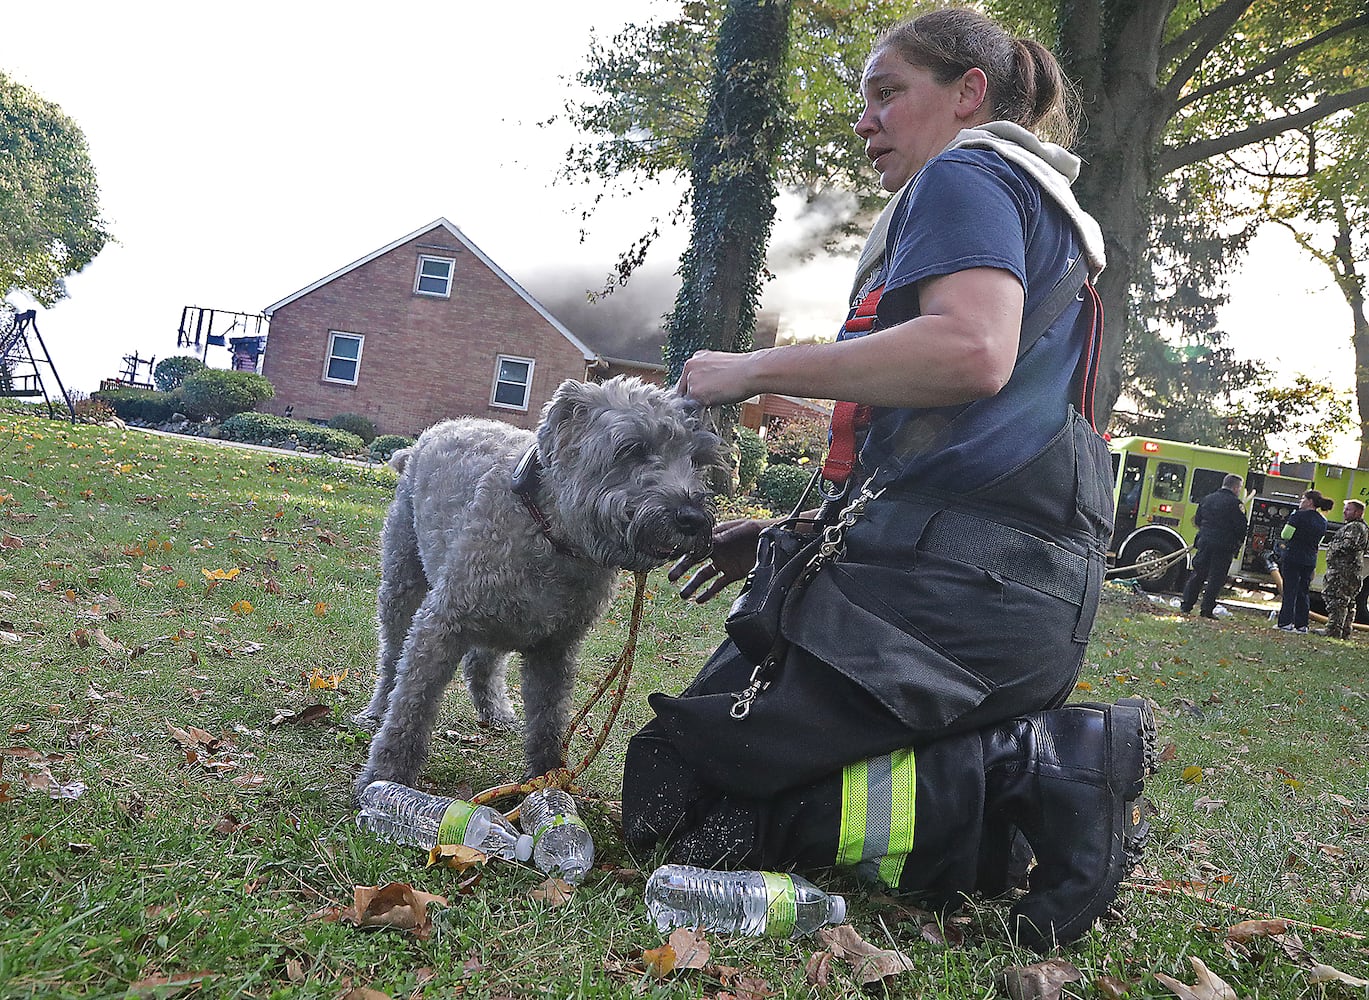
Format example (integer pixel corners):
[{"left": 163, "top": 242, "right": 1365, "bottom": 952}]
[
  {"left": 515, "top": 833, "right": 534, "bottom": 862},
  {"left": 829, "top": 894, "right": 847, "bottom": 925}
]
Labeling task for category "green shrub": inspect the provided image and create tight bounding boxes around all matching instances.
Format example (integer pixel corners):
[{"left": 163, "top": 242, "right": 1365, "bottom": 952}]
[
  {"left": 765, "top": 414, "right": 828, "bottom": 466},
  {"left": 736, "top": 425, "right": 766, "bottom": 491},
  {"left": 756, "top": 463, "right": 815, "bottom": 513},
  {"left": 93, "top": 388, "right": 184, "bottom": 424},
  {"left": 179, "top": 369, "right": 274, "bottom": 420},
  {"left": 369, "top": 434, "right": 414, "bottom": 461},
  {"left": 153, "top": 356, "right": 207, "bottom": 392},
  {"left": 328, "top": 412, "right": 377, "bottom": 445},
  {"left": 219, "top": 412, "right": 364, "bottom": 456}
]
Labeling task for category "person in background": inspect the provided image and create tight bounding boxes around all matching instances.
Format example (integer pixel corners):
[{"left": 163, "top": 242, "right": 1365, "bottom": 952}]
[
  {"left": 1319, "top": 498, "right": 1369, "bottom": 639},
  {"left": 1179, "top": 473, "right": 1247, "bottom": 619},
  {"left": 1276, "top": 489, "right": 1333, "bottom": 632}
]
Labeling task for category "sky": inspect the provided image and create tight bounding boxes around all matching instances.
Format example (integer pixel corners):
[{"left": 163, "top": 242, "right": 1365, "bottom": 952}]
[{"left": 2, "top": 1, "right": 1360, "bottom": 462}]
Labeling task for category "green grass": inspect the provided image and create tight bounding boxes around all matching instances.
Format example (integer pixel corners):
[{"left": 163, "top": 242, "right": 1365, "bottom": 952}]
[{"left": 1, "top": 409, "right": 1366, "bottom": 999}]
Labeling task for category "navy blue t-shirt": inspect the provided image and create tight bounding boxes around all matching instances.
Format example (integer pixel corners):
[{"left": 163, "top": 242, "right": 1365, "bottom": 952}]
[
  {"left": 1282, "top": 508, "right": 1327, "bottom": 568},
  {"left": 844, "top": 147, "right": 1089, "bottom": 493}
]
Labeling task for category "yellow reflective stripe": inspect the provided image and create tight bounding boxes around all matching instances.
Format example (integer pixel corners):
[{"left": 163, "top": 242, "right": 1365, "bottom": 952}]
[
  {"left": 836, "top": 758, "right": 869, "bottom": 866},
  {"left": 876, "top": 749, "right": 916, "bottom": 887}
]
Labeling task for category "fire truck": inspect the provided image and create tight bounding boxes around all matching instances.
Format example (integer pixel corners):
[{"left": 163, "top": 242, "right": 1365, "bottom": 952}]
[{"left": 1107, "top": 436, "right": 1369, "bottom": 618}]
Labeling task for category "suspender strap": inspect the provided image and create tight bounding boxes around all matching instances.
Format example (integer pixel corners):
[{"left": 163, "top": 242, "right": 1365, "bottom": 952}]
[{"left": 1017, "top": 253, "right": 1087, "bottom": 361}]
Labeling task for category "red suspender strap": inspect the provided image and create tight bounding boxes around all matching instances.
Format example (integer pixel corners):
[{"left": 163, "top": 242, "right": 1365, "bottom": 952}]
[
  {"left": 1078, "top": 282, "right": 1104, "bottom": 431},
  {"left": 820, "top": 286, "right": 883, "bottom": 486}
]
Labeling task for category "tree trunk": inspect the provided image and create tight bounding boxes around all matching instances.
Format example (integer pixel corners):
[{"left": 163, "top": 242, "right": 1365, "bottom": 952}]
[
  {"left": 664, "top": 0, "right": 792, "bottom": 492},
  {"left": 1057, "top": 0, "right": 1178, "bottom": 425},
  {"left": 664, "top": 0, "right": 792, "bottom": 381},
  {"left": 1329, "top": 213, "right": 1369, "bottom": 468}
]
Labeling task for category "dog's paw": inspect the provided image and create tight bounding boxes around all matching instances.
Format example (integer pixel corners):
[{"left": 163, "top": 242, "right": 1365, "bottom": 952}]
[
  {"left": 350, "top": 711, "right": 382, "bottom": 734},
  {"left": 475, "top": 709, "right": 520, "bottom": 730}
]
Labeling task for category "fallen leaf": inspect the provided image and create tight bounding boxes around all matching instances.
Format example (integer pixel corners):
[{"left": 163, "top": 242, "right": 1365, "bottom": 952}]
[
  {"left": 528, "top": 877, "right": 574, "bottom": 906},
  {"left": 1226, "top": 919, "right": 1287, "bottom": 943},
  {"left": 268, "top": 704, "right": 331, "bottom": 727},
  {"left": 805, "top": 950, "right": 833, "bottom": 987},
  {"left": 341, "top": 883, "right": 447, "bottom": 939},
  {"left": 1194, "top": 796, "right": 1226, "bottom": 814},
  {"left": 1154, "top": 957, "right": 1240, "bottom": 1000},
  {"left": 997, "top": 958, "right": 1083, "bottom": 1000},
  {"left": 1096, "top": 974, "right": 1132, "bottom": 998},
  {"left": 1181, "top": 765, "right": 1204, "bottom": 784},
  {"left": 817, "top": 924, "right": 915, "bottom": 986},
  {"left": 339, "top": 989, "right": 391, "bottom": 1000},
  {"left": 642, "top": 944, "right": 677, "bottom": 979},
  {"left": 1309, "top": 964, "right": 1369, "bottom": 987},
  {"left": 427, "top": 843, "right": 489, "bottom": 871},
  {"left": 666, "top": 926, "right": 710, "bottom": 970}
]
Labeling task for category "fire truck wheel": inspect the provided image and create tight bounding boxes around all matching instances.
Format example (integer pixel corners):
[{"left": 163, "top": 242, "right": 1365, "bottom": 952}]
[{"left": 1119, "top": 536, "right": 1183, "bottom": 594}]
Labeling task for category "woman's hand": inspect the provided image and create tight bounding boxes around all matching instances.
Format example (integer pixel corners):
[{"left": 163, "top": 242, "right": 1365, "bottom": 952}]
[
  {"left": 676, "top": 350, "right": 766, "bottom": 407},
  {"left": 668, "top": 517, "right": 771, "bottom": 603}
]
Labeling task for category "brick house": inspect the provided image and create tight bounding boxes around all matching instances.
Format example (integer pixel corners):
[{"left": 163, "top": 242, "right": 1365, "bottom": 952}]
[{"left": 260, "top": 219, "right": 603, "bottom": 436}]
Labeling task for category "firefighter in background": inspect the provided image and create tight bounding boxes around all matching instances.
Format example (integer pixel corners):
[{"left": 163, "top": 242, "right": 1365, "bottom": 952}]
[
  {"left": 1320, "top": 499, "right": 1369, "bottom": 640},
  {"left": 1179, "top": 473, "right": 1247, "bottom": 619}
]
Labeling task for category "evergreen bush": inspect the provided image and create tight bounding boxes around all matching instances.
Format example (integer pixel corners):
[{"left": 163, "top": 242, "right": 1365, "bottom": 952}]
[
  {"left": 179, "top": 369, "right": 274, "bottom": 420},
  {"left": 755, "top": 463, "right": 813, "bottom": 513},
  {"left": 327, "top": 412, "right": 377, "bottom": 444},
  {"left": 735, "top": 425, "right": 766, "bottom": 491},
  {"left": 219, "top": 412, "right": 364, "bottom": 456},
  {"left": 153, "top": 356, "right": 207, "bottom": 392},
  {"left": 92, "top": 388, "right": 184, "bottom": 424},
  {"left": 369, "top": 434, "right": 414, "bottom": 461}
]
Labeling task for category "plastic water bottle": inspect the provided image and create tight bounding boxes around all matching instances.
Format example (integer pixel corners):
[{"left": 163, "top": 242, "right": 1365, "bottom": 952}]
[
  {"left": 357, "top": 781, "right": 532, "bottom": 862},
  {"left": 518, "top": 788, "right": 595, "bottom": 882},
  {"left": 644, "top": 865, "right": 846, "bottom": 939}
]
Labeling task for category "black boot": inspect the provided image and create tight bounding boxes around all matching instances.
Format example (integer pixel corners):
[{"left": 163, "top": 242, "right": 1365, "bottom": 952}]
[{"left": 982, "top": 698, "right": 1156, "bottom": 948}]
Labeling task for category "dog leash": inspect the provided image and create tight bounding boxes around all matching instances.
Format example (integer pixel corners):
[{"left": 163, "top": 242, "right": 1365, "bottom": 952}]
[{"left": 471, "top": 570, "right": 649, "bottom": 811}]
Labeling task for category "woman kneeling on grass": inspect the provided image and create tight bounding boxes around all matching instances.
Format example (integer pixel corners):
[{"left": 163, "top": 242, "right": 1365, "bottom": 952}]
[{"left": 621, "top": 7, "right": 1154, "bottom": 949}]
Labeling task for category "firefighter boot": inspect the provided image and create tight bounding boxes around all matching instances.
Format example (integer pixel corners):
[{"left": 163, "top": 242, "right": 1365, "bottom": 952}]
[{"left": 981, "top": 698, "right": 1156, "bottom": 948}]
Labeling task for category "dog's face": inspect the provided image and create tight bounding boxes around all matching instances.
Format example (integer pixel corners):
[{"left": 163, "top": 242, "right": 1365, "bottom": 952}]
[{"left": 537, "top": 376, "right": 724, "bottom": 572}]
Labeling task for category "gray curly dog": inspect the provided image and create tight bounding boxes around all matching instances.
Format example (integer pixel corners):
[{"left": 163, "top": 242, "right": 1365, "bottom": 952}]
[{"left": 354, "top": 376, "right": 723, "bottom": 798}]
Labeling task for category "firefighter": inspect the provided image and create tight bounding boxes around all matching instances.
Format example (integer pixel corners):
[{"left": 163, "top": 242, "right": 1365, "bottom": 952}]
[
  {"left": 1179, "top": 473, "right": 1247, "bottom": 618},
  {"left": 1320, "top": 499, "right": 1369, "bottom": 639},
  {"left": 623, "top": 7, "right": 1153, "bottom": 949}
]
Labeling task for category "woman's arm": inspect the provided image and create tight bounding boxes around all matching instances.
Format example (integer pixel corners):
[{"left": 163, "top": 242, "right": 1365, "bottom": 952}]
[{"left": 677, "top": 267, "right": 1024, "bottom": 409}]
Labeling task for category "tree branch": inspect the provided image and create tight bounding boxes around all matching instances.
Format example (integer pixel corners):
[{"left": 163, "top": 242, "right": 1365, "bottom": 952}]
[
  {"left": 1161, "top": 0, "right": 1255, "bottom": 106},
  {"left": 1159, "top": 86, "right": 1369, "bottom": 173},
  {"left": 1176, "top": 14, "right": 1369, "bottom": 111},
  {"left": 1159, "top": 0, "right": 1252, "bottom": 67}
]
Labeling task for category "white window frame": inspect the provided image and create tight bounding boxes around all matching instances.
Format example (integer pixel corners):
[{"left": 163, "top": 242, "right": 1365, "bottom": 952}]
[
  {"left": 323, "top": 331, "right": 365, "bottom": 385},
  {"left": 490, "top": 355, "right": 535, "bottom": 411},
  {"left": 414, "top": 255, "right": 455, "bottom": 297}
]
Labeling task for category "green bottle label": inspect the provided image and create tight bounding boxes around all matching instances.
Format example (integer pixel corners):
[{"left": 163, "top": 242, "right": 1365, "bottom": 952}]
[
  {"left": 532, "top": 812, "right": 587, "bottom": 848},
  {"left": 437, "top": 800, "right": 475, "bottom": 846},
  {"left": 762, "top": 872, "right": 797, "bottom": 938}
]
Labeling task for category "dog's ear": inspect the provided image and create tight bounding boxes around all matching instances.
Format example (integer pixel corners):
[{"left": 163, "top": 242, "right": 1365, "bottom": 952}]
[{"left": 537, "top": 379, "right": 601, "bottom": 463}]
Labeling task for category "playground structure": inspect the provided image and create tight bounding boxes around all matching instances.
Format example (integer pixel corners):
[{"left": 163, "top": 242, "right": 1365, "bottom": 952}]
[
  {"left": 0, "top": 309, "right": 75, "bottom": 422},
  {"left": 177, "top": 306, "right": 268, "bottom": 373}
]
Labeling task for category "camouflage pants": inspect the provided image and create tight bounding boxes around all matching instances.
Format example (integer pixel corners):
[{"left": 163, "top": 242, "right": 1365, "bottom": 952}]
[{"left": 1323, "top": 561, "right": 1362, "bottom": 638}]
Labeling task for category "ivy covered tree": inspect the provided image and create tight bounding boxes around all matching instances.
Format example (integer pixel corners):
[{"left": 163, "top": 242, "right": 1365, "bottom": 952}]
[
  {"left": 662, "top": 0, "right": 793, "bottom": 384},
  {"left": 0, "top": 71, "right": 109, "bottom": 308}
]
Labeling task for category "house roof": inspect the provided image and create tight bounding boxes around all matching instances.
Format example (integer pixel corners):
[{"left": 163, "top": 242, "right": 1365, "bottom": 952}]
[{"left": 261, "top": 218, "right": 599, "bottom": 363}]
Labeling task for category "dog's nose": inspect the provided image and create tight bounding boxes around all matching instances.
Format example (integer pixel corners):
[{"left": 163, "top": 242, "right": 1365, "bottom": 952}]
[{"left": 674, "top": 506, "right": 713, "bottom": 535}]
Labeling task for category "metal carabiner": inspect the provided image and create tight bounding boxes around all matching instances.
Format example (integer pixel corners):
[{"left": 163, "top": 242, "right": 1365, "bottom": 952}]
[{"left": 730, "top": 660, "right": 771, "bottom": 719}]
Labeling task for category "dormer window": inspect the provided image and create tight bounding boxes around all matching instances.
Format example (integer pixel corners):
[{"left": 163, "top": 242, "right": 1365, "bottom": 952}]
[{"left": 415, "top": 255, "right": 455, "bottom": 297}]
